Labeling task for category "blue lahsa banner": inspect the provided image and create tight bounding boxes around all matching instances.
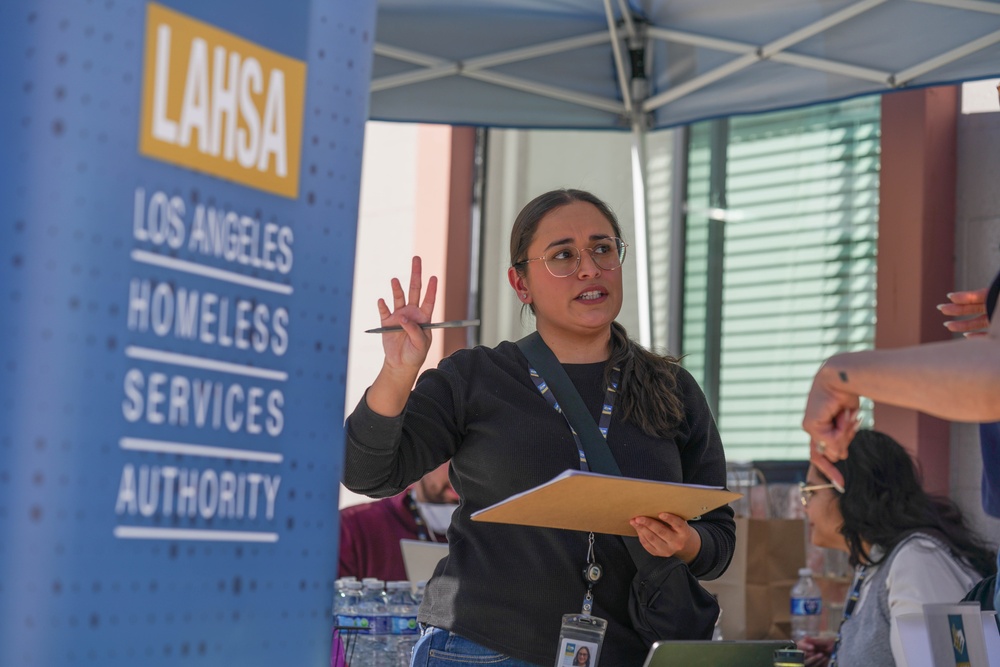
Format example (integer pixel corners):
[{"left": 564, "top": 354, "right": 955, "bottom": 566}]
[{"left": 0, "top": 0, "right": 376, "bottom": 664}]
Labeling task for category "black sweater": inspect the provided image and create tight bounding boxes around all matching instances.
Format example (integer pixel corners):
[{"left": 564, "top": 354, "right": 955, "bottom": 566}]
[{"left": 344, "top": 341, "right": 735, "bottom": 667}]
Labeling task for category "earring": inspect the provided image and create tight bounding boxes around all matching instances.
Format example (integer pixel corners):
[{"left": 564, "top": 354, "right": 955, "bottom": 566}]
[{"left": 521, "top": 292, "right": 528, "bottom": 300}]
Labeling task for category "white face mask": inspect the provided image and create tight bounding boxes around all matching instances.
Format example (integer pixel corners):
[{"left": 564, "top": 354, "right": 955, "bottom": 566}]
[{"left": 417, "top": 502, "right": 455, "bottom": 536}]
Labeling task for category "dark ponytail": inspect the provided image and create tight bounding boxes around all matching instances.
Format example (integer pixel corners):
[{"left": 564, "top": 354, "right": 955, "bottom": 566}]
[{"left": 608, "top": 321, "right": 685, "bottom": 437}]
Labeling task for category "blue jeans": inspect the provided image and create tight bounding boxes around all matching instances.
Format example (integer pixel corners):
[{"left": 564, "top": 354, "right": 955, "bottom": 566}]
[{"left": 410, "top": 626, "right": 544, "bottom": 667}]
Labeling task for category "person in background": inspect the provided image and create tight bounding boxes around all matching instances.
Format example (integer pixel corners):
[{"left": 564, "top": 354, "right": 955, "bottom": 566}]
[
  {"left": 338, "top": 461, "right": 456, "bottom": 581},
  {"left": 797, "top": 430, "right": 995, "bottom": 667},
  {"left": 343, "top": 189, "right": 735, "bottom": 667},
  {"left": 803, "top": 267, "right": 1000, "bottom": 621}
]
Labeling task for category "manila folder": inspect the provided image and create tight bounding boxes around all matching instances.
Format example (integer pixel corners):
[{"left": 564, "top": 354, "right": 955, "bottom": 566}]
[{"left": 471, "top": 469, "right": 741, "bottom": 536}]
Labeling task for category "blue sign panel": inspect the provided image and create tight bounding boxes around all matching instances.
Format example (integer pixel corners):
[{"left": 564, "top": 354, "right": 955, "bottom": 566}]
[{"left": 0, "top": 1, "right": 376, "bottom": 664}]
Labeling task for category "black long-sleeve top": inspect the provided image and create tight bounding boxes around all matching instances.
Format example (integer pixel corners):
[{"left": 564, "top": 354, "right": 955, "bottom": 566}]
[{"left": 344, "top": 341, "right": 735, "bottom": 666}]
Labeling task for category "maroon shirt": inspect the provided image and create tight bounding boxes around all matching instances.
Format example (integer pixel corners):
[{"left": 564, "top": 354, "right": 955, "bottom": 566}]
[{"left": 338, "top": 492, "right": 447, "bottom": 581}]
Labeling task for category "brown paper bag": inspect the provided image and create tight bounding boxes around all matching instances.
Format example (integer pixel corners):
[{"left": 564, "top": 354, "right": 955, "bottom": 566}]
[{"left": 701, "top": 517, "right": 806, "bottom": 640}]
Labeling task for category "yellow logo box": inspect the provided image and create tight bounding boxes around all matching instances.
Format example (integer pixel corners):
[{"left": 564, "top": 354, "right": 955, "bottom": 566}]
[{"left": 139, "top": 3, "right": 306, "bottom": 199}]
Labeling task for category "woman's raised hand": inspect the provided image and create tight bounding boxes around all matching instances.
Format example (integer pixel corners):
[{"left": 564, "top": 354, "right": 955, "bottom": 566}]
[
  {"left": 365, "top": 257, "right": 437, "bottom": 418},
  {"left": 377, "top": 256, "right": 438, "bottom": 372}
]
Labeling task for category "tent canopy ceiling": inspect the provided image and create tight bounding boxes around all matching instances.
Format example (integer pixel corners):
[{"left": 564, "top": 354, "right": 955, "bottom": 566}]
[{"left": 371, "top": 0, "right": 1000, "bottom": 130}]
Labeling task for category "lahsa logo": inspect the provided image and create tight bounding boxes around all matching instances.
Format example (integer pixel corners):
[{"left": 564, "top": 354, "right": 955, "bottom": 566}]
[{"left": 139, "top": 3, "right": 306, "bottom": 198}]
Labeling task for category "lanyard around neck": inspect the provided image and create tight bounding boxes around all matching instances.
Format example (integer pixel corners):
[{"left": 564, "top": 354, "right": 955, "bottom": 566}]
[
  {"left": 830, "top": 565, "right": 869, "bottom": 667},
  {"left": 526, "top": 365, "right": 620, "bottom": 471},
  {"left": 528, "top": 362, "right": 621, "bottom": 615}
]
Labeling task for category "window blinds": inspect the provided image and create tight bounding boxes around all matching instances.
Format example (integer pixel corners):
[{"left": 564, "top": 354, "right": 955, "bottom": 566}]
[{"left": 682, "top": 97, "right": 880, "bottom": 461}]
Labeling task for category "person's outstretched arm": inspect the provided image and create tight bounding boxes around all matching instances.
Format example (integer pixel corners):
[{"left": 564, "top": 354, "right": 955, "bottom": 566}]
[{"left": 803, "top": 310, "right": 1000, "bottom": 484}]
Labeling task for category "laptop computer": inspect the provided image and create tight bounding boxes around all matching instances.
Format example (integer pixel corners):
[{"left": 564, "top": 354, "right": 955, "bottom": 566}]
[
  {"left": 399, "top": 538, "right": 449, "bottom": 583},
  {"left": 641, "top": 640, "right": 796, "bottom": 667}
]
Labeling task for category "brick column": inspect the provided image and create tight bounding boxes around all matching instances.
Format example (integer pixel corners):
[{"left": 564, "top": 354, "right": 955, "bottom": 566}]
[{"left": 875, "top": 86, "right": 958, "bottom": 494}]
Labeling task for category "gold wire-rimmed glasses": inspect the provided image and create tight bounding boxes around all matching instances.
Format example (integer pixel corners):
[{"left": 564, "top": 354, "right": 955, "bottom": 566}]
[
  {"left": 799, "top": 481, "right": 839, "bottom": 507},
  {"left": 514, "top": 237, "right": 628, "bottom": 278}
]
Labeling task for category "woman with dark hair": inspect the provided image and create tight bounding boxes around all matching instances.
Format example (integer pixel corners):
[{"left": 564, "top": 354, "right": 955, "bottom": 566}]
[
  {"left": 343, "top": 189, "right": 735, "bottom": 666},
  {"left": 798, "top": 430, "right": 995, "bottom": 667}
]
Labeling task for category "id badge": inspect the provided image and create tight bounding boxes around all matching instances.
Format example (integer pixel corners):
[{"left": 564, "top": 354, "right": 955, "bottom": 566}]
[{"left": 554, "top": 614, "right": 607, "bottom": 667}]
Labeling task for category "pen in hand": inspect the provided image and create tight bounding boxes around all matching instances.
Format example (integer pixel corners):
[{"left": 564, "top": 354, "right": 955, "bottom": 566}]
[{"left": 365, "top": 319, "right": 481, "bottom": 334}]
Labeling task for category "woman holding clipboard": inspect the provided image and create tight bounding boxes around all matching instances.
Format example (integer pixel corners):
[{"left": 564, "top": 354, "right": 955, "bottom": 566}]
[{"left": 343, "top": 189, "right": 735, "bottom": 666}]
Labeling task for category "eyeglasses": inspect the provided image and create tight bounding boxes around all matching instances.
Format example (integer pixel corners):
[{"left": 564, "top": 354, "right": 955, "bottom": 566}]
[
  {"left": 514, "top": 237, "right": 628, "bottom": 278},
  {"left": 799, "top": 481, "right": 839, "bottom": 507}
]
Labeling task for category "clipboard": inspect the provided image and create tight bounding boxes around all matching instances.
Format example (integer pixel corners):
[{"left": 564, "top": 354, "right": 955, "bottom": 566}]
[{"left": 471, "top": 469, "right": 741, "bottom": 536}]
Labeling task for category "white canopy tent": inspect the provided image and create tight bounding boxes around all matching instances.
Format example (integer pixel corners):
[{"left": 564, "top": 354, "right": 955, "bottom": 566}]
[{"left": 370, "top": 0, "right": 1000, "bottom": 344}]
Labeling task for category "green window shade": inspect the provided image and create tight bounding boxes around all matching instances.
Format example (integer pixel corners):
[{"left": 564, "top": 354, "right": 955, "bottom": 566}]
[{"left": 682, "top": 97, "right": 880, "bottom": 461}]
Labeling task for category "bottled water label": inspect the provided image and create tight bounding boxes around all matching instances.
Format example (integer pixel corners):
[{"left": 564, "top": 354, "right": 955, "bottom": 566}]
[
  {"left": 334, "top": 614, "right": 363, "bottom": 628},
  {"left": 790, "top": 597, "right": 822, "bottom": 616},
  {"left": 388, "top": 616, "right": 419, "bottom": 635},
  {"left": 338, "top": 614, "right": 418, "bottom": 635},
  {"left": 335, "top": 614, "right": 380, "bottom": 633}
]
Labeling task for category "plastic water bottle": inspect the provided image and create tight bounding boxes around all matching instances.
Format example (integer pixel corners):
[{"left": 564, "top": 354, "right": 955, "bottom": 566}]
[
  {"left": 333, "top": 580, "right": 363, "bottom": 667},
  {"left": 357, "top": 579, "right": 390, "bottom": 667},
  {"left": 790, "top": 567, "right": 822, "bottom": 642},
  {"left": 386, "top": 581, "right": 419, "bottom": 666},
  {"left": 335, "top": 580, "right": 363, "bottom": 624},
  {"left": 332, "top": 577, "right": 357, "bottom": 616}
]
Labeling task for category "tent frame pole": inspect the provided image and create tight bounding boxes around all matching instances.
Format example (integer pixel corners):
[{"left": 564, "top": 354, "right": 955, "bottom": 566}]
[
  {"left": 630, "top": 123, "right": 652, "bottom": 349},
  {"left": 667, "top": 126, "right": 689, "bottom": 357},
  {"left": 604, "top": 0, "right": 652, "bottom": 347}
]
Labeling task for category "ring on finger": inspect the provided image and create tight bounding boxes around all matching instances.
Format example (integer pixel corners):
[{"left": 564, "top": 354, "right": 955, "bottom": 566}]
[{"left": 816, "top": 441, "right": 827, "bottom": 454}]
